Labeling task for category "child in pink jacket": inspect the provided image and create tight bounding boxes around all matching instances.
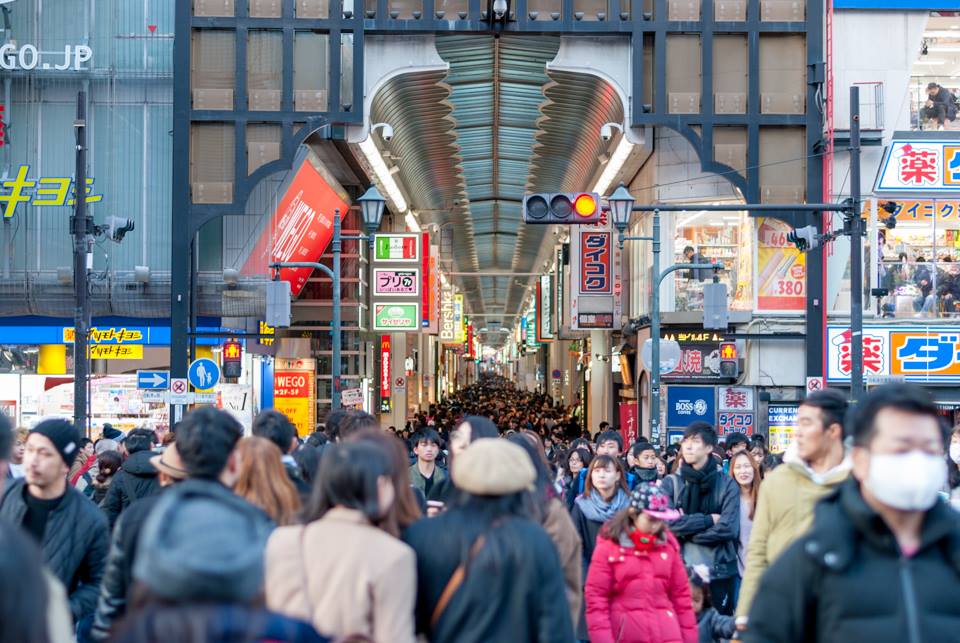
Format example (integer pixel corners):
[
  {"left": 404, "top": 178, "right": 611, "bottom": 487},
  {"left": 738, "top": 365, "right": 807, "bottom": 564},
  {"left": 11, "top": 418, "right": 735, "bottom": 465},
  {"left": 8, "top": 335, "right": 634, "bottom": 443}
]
[{"left": 584, "top": 483, "right": 698, "bottom": 643}]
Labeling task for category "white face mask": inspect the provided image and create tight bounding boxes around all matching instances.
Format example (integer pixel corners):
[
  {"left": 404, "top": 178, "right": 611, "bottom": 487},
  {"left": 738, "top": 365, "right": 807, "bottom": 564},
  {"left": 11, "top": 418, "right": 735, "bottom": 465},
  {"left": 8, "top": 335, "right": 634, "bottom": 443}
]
[
  {"left": 865, "top": 451, "right": 947, "bottom": 512},
  {"left": 950, "top": 443, "right": 960, "bottom": 465}
]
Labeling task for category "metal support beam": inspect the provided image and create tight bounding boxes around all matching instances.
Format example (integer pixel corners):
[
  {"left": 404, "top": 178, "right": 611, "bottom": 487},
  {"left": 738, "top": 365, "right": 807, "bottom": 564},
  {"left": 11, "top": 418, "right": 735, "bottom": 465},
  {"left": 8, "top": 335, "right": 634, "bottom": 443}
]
[
  {"left": 72, "top": 92, "right": 90, "bottom": 436},
  {"left": 849, "top": 86, "right": 864, "bottom": 402}
]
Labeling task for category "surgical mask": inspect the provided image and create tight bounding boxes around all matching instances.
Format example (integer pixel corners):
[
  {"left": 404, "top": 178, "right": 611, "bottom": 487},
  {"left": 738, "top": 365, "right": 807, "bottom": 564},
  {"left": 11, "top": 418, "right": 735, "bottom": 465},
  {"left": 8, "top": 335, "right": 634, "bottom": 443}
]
[
  {"left": 865, "top": 451, "right": 947, "bottom": 512},
  {"left": 950, "top": 443, "right": 960, "bottom": 465}
]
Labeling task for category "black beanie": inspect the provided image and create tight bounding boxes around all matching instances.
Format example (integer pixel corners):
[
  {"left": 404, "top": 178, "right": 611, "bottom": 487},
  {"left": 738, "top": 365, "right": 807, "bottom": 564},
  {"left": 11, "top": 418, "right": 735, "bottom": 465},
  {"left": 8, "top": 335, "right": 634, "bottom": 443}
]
[{"left": 31, "top": 419, "right": 81, "bottom": 468}]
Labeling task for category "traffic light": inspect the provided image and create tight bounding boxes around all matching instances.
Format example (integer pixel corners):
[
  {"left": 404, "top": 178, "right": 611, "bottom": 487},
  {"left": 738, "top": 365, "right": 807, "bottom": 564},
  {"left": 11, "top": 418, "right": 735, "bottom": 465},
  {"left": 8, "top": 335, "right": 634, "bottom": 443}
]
[
  {"left": 880, "top": 201, "right": 899, "bottom": 229},
  {"left": 719, "top": 342, "right": 738, "bottom": 378},
  {"left": 523, "top": 192, "right": 602, "bottom": 224},
  {"left": 222, "top": 339, "right": 242, "bottom": 378},
  {"left": 786, "top": 225, "right": 820, "bottom": 251}
]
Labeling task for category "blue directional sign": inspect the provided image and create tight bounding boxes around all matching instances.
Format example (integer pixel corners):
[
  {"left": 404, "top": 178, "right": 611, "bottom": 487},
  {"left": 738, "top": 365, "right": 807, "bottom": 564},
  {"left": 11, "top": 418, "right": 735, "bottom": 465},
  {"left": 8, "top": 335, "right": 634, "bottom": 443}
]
[
  {"left": 188, "top": 358, "right": 220, "bottom": 390},
  {"left": 137, "top": 370, "right": 170, "bottom": 390}
]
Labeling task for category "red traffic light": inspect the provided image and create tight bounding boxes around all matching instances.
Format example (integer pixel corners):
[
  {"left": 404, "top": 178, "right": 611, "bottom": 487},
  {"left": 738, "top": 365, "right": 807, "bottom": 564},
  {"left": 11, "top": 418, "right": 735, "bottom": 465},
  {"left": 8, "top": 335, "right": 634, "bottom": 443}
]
[
  {"left": 574, "top": 194, "right": 597, "bottom": 217},
  {"left": 223, "top": 340, "right": 242, "bottom": 361},
  {"left": 720, "top": 343, "right": 737, "bottom": 360}
]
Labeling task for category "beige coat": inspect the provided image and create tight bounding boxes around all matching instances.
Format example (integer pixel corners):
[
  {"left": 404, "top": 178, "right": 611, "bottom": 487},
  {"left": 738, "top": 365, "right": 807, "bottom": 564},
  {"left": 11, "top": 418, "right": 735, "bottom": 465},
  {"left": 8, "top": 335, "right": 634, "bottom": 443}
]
[
  {"left": 265, "top": 508, "right": 416, "bottom": 643},
  {"left": 542, "top": 496, "right": 583, "bottom": 625}
]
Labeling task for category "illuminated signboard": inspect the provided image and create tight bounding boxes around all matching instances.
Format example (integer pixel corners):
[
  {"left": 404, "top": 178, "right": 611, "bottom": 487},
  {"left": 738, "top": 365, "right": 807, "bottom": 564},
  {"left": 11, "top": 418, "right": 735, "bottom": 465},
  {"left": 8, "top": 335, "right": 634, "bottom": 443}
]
[
  {"left": 578, "top": 230, "right": 612, "bottom": 295},
  {"left": 828, "top": 324, "right": 960, "bottom": 383},
  {"left": 374, "top": 268, "right": 420, "bottom": 297},
  {"left": 373, "top": 303, "right": 420, "bottom": 332},
  {"left": 875, "top": 137, "right": 960, "bottom": 195},
  {"left": 373, "top": 234, "right": 419, "bottom": 262}
]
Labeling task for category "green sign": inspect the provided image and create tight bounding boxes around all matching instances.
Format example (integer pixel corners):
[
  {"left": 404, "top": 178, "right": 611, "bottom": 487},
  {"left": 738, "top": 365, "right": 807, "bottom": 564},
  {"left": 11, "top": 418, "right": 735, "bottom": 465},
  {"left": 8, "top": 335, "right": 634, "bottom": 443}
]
[
  {"left": 525, "top": 310, "right": 538, "bottom": 349},
  {"left": 373, "top": 234, "right": 419, "bottom": 262},
  {"left": 373, "top": 303, "right": 420, "bottom": 331}
]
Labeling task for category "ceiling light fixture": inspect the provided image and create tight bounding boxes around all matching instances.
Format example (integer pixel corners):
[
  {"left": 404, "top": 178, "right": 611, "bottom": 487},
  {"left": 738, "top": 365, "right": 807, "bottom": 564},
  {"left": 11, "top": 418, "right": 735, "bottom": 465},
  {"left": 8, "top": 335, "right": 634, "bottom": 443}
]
[
  {"left": 593, "top": 135, "right": 633, "bottom": 196},
  {"left": 405, "top": 211, "right": 422, "bottom": 233},
  {"left": 358, "top": 135, "right": 408, "bottom": 213}
]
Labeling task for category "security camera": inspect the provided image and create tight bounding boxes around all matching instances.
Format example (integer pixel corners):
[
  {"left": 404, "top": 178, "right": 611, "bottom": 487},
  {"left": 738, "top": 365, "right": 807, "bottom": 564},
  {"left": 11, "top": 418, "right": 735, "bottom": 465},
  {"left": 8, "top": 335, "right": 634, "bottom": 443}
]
[
  {"left": 492, "top": 0, "right": 508, "bottom": 18},
  {"left": 600, "top": 123, "right": 614, "bottom": 141},
  {"left": 381, "top": 125, "right": 393, "bottom": 142}
]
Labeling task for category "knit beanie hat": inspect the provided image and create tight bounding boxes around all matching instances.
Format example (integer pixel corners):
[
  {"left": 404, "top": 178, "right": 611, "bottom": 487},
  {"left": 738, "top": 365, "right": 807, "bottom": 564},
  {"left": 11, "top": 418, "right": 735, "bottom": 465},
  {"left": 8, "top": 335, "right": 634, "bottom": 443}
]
[{"left": 30, "top": 419, "right": 81, "bottom": 467}]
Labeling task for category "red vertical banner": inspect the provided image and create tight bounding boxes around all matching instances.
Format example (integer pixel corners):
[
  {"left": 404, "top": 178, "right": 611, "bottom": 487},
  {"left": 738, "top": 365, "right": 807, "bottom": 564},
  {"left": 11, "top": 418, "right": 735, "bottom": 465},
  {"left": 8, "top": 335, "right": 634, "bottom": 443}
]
[
  {"left": 619, "top": 402, "right": 638, "bottom": 447},
  {"left": 421, "top": 232, "right": 430, "bottom": 327},
  {"left": 380, "top": 335, "right": 392, "bottom": 399},
  {"left": 466, "top": 323, "right": 474, "bottom": 359}
]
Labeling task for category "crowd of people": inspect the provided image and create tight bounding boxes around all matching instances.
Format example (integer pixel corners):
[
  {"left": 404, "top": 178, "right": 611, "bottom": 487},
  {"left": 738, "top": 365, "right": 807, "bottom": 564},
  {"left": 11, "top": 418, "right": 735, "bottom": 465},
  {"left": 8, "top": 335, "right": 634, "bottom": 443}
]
[{"left": 1, "top": 375, "right": 960, "bottom": 642}]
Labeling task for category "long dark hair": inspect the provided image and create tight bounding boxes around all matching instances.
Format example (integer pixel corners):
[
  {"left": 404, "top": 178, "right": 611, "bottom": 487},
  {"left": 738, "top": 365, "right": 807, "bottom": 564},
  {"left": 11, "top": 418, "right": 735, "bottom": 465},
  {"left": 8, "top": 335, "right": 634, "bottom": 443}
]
[
  {"left": 0, "top": 521, "right": 50, "bottom": 643},
  {"left": 304, "top": 442, "right": 391, "bottom": 526},
  {"left": 96, "top": 450, "right": 122, "bottom": 484},
  {"left": 729, "top": 451, "right": 762, "bottom": 520},
  {"left": 344, "top": 428, "right": 423, "bottom": 533},
  {"left": 506, "top": 434, "right": 553, "bottom": 521}
]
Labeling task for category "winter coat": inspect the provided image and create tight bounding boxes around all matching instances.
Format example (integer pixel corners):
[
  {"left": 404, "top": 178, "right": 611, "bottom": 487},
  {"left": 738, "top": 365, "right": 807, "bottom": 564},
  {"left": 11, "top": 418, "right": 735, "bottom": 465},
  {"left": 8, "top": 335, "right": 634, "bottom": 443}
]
[
  {"left": 660, "top": 471, "right": 740, "bottom": 580},
  {"left": 91, "top": 491, "right": 165, "bottom": 641},
  {"left": 584, "top": 530, "right": 698, "bottom": 643},
  {"left": 0, "top": 479, "right": 109, "bottom": 620},
  {"left": 697, "top": 608, "right": 735, "bottom": 643},
  {"left": 408, "top": 462, "right": 447, "bottom": 497},
  {"left": 744, "top": 478, "right": 960, "bottom": 643},
  {"left": 735, "top": 446, "right": 850, "bottom": 619},
  {"left": 542, "top": 496, "right": 583, "bottom": 626},
  {"left": 403, "top": 510, "right": 573, "bottom": 643},
  {"left": 265, "top": 507, "right": 416, "bottom": 643},
  {"left": 102, "top": 450, "right": 160, "bottom": 529}
]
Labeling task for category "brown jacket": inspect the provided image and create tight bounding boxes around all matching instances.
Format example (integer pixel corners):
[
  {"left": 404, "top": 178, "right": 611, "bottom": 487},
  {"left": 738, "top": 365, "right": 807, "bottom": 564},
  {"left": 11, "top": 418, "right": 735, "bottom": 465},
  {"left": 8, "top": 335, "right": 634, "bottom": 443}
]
[
  {"left": 264, "top": 508, "right": 417, "bottom": 643},
  {"left": 542, "top": 496, "right": 583, "bottom": 625}
]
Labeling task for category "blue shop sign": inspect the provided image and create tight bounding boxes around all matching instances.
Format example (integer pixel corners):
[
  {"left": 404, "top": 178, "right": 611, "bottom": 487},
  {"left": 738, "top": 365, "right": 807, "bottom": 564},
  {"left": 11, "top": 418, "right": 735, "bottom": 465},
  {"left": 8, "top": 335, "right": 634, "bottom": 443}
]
[{"left": 667, "top": 386, "right": 717, "bottom": 428}]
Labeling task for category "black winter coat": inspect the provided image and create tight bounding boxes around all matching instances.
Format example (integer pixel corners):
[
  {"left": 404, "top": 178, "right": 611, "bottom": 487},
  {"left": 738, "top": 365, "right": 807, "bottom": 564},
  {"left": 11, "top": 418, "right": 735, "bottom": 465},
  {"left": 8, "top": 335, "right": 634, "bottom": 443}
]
[
  {"left": 102, "top": 450, "right": 160, "bottom": 529},
  {"left": 661, "top": 471, "right": 741, "bottom": 580},
  {"left": 745, "top": 478, "right": 960, "bottom": 643},
  {"left": 91, "top": 491, "right": 165, "bottom": 641},
  {"left": 403, "top": 511, "right": 573, "bottom": 643},
  {"left": 0, "top": 479, "right": 109, "bottom": 620}
]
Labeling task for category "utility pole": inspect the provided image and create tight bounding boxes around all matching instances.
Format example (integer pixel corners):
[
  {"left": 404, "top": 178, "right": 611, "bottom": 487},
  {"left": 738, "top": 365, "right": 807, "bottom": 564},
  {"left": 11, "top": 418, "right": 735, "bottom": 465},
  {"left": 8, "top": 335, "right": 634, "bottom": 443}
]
[
  {"left": 849, "top": 85, "right": 864, "bottom": 402},
  {"left": 72, "top": 91, "right": 91, "bottom": 435}
]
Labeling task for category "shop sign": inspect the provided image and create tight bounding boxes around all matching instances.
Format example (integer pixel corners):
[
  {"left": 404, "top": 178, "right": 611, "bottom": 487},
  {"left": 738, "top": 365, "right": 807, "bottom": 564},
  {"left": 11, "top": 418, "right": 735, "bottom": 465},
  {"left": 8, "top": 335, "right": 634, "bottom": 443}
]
[
  {"left": 666, "top": 386, "right": 716, "bottom": 428},
  {"left": 875, "top": 138, "right": 960, "bottom": 195},
  {"left": 440, "top": 283, "right": 456, "bottom": 342},
  {"left": 89, "top": 345, "right": 143, "bottom": 360},
  {"left": 374, "top": 234, "right": 419, "bottom": 262},
  {"left": 717, "top": 386, "right": 754, "bottom": 411},
  {"left": 380, "top": 336, "right": 391, "bottom": 400},
  {"left": 373, "top": 268, "right": 419, "bottom": 297},
  {"left": 526, "top": 310, "right": 538, "bottom": 349},
  {"left": 555, "top": 247, "right": 564, "bottom": 335},
  {"left": 717, "top": 412, "right": 754, "bottom": 436},
  {"left": 273, "top": 366, "right": 316, "bottom": 437},
  {"left": 578, "top": 230, "right": 612, "bottom": 295},
  {"left": 757, "top": 218, "right": 805, "bottom": 311},
  {"left": 537, "top": 275, "right": 554, "bottom": 341},
  {"left": 827, "top": 324, "right": 960, "bottom": 382},
  {"left": 1, "top": 165, "right": 102, "bottom": 218},
  {"left": 258, "top": 321, "right": 275, "bottom": 346},
  {"left": 878, "top": 200, "right": 960, "bottom": 222},
  {"left": 570, "top": 218, "right": 622, "bottom": 331},
  {"left": 619, "top": 402, "right": 639, "bottom": 446},
  {"left": 422, "top": 234, "right": 431, "bottom": 327},
  {"left": 373, "top": 303, "right": 419, "bottom": 332},
  {"left": 661, "top": 344, "right": 725, "bottom": 381},
  {"left": 240, "top": 157, "right": 350, "bottom": 296},
  {"left": 342, "top": 387, "right": 363, "bottom": 408},
  {"left": 0, "top": 43, "right": 92, "bottom": 71},
  {"left": 454, "top": 295, "right": 466, "bottom": 343},
  {"left": 768, "top": 404, "right": 799, "bottom": 454}
]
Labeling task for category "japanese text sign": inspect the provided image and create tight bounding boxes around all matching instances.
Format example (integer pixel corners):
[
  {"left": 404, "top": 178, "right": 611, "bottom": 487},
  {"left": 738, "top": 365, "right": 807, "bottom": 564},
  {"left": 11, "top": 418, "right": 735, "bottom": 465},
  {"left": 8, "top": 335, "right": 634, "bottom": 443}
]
[
  {"left": 717, "top": 386, "right": 754, "bottom": 411},
  {"left": 373, "top": 303, "right": 420, "bottom": 332},
  {"left": 380, "top": 336, "right": 391, "bottom": 399},
  {"left": 273, "top": 367, "right": 316, "bottom": 437},
  {"left": 827, "top": 324, "right": 960, "bottom": 383},
  {"left": 1, "top": 165, "right": 102, "bottom": 218},
  {"left": 570, "top": 217, "right": 621, "bottom": 331},
  {"left": 875, "top": 139, "right": 960, "bottom": 195},
  {"left": 717, "top": 412, "right": 754, "bottom": 436},
  {"left": 578, "top": 230, "right": 612, "bottom": 294},
  {"left": 374, "top": 269, "right": 420, "bottom": 297}
]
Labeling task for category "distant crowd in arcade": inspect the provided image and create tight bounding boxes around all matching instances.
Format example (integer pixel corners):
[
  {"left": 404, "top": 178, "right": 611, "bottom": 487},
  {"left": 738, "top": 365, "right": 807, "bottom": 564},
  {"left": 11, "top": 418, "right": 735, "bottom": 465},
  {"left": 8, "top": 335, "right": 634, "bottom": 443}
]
[{"left": 1, "top": 374, "right": 960, "bottom": 643}]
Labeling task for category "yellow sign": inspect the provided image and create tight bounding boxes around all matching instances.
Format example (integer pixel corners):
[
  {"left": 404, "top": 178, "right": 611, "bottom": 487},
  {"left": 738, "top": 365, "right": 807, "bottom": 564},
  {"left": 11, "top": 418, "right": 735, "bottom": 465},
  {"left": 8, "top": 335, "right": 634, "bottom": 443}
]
[
  {"left": 756, "top": 218, "right": 806, "bottom": 311},
  {"left": 258, "top": 321, "right": 275, "bottom": 346},
  {"left": 454, "top": 294, "right": 466, "bottom": 343},
  {"left": 64, "top": 327, "right": 144, "bottom": 344},
  {"left": 89, "top": 345, "right": 143, "bottom": 360}
]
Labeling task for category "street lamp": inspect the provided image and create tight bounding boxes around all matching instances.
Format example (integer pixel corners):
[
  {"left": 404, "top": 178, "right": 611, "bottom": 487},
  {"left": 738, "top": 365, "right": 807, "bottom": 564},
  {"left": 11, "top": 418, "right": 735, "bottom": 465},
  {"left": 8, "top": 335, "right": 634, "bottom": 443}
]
[
  {"left": 608, "top": 183, "right": 635, "bottom": 244},
  {"left": 271, "top": 185, "right": 386, "bottom": 410}
]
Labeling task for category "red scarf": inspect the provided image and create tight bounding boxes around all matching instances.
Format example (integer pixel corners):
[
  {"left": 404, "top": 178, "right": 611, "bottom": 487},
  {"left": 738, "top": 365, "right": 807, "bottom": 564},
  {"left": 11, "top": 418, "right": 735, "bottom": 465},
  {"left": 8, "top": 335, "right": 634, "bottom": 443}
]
[
  {"left": 70, "top": 454, "right": 96, "bottom": 486},
  {"left": 629, "top": 529, "right": 660, "bottom": 551}
]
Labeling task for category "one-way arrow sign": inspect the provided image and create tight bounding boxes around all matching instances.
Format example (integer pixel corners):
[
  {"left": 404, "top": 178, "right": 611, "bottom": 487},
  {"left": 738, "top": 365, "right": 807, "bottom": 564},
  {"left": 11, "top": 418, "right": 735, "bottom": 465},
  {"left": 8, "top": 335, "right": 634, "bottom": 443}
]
[{"left": 137, "top": 370, "right": 170, "bottom": 390}]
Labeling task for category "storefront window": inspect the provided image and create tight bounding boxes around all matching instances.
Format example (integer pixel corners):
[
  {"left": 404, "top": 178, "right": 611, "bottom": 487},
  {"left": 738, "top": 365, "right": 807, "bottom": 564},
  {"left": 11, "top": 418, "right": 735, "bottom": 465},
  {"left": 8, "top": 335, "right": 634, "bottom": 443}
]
[
  {"left": 910, "top": 15, "right": 960, "bottom": 131},
  {"left": 873, "top": 198, "right": 960, "bottom": 318},
  {"left": 673, "top": 209, "right": 753, "bottom": 312}
]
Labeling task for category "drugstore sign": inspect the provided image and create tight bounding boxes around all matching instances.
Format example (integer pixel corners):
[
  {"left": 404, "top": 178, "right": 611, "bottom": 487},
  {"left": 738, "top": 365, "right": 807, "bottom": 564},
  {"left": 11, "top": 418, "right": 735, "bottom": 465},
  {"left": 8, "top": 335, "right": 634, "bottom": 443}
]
[
  {"left": 827, "top": 324, "right": 960, "bottom": 383},
  {"left": 875, "top": 138, "right": 960, "bottom": 195}
]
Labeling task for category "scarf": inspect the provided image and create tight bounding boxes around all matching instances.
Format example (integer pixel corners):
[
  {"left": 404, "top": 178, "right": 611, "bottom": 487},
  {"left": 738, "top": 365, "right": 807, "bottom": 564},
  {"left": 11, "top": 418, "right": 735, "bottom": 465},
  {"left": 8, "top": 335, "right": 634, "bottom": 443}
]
[
  {"left": 629, "top": 529, "right": 660, "bottom": 551},
  {"left": 678, "top": 462, "right": 720, "bottom": 515},
  {"left": 576, "top": 487, "right": 630, "bottom": 523},
  {"left": 631, "top": 466, "right": 660, "bottom": 484}
]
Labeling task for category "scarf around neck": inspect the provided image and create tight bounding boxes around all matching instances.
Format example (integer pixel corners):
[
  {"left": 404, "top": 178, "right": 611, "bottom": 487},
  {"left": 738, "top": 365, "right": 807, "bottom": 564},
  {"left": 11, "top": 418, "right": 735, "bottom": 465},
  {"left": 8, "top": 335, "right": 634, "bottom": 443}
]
[
  {"left": 678, "top": 461, "right": 719, "bottom": 515},
  {"left": 631, "top": 466, "right": 660, "bottom": 484},
  {"left": 576, "top": 487, "right": 629, "bottom": 523}
]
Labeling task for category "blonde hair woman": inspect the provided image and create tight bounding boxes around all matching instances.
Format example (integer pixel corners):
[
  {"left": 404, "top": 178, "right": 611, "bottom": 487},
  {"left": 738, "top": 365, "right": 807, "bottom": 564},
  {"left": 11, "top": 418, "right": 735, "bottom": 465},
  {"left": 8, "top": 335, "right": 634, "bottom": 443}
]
[{"left": 234, "top": 436, "right": 302, "bottom": 526}]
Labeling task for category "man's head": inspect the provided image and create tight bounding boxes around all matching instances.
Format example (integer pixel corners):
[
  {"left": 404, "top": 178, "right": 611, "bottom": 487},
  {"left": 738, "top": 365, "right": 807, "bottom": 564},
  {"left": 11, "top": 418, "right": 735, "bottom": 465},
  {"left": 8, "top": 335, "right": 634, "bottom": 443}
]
[
  {"left": 681, "top": 421, "right": 718, "bottom": 469},
  {"left": 850, "top": 384, "right": 948, "bottom": 512},
  {"left": 252, "top": 409, "right": 298, "bottom": 455},
  {"left": 598, "top": 421, "right": 610, "bottom": 433},
  {"left": 683, "top": 245, "right": 695, "bottom": 259},
  {"left": 629, "top": 441, "right": 658, "bottom": 469},
  {"left": 796, "top": 389, "right": 848, "bottom": 464},
  {"left": 77, "top": 438, "right": 94, "bottom": 463},
  {"left": 25, "top": 419, "right": 81, "bottom": 493},
  {"left": 324, "top": 409, "right": 350, "bottom": 443},
  {"left": 124, "top": 429, "right": 155, "bottom": 455},
  {"left": 175, "top": 408, "right": 243, "bottom": 485},
  {"left": 927, "top": 81, "right": 940, "bottom": 97},
  {"left": 595, "top": 430, "right": 623, "bottom": 457},
  {"left": 413, "top": 428, "right": 442, "bottom": 463},
  {"left": 725, "top": 432, "right": 750, "bottom": 458},
  {"left": 11, "top": 427, "right": 27, "bottom": 465}
]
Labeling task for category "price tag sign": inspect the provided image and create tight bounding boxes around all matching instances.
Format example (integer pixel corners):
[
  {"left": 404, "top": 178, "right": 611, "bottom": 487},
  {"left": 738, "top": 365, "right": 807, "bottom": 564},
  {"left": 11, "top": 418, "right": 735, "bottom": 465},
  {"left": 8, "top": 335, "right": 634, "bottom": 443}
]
[{"left": 757, "top": 218, "right": 806, "bottom": 312}]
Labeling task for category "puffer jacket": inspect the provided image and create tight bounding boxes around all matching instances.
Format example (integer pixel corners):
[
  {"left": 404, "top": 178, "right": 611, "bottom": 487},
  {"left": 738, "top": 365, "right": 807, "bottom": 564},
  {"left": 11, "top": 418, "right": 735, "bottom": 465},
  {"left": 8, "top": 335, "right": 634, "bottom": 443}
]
[
  {"left": 0, "top": 479, "right": 109, "bottom": 620},
  {"left": 102, "top": 450, "right": 160, "bottom": 529},
  {"left": 584, "top": 530, "right": 697, "bottom": 643},
  {"left": 745, "top": 478, "right": 960, "bottom": 643}
]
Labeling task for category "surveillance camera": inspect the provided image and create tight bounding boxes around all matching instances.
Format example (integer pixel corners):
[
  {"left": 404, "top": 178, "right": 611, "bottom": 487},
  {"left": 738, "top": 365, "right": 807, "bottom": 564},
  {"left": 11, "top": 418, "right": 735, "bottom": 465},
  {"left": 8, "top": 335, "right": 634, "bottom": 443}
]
[
  {"left": 600, "top": 123, "right": 613, "bottom": 142},
  {"left": 380, "top": 124, "right": 394, "bottom": 142},
  {"left": 493, "top": 0, "right": 508, "bottom": 18}
]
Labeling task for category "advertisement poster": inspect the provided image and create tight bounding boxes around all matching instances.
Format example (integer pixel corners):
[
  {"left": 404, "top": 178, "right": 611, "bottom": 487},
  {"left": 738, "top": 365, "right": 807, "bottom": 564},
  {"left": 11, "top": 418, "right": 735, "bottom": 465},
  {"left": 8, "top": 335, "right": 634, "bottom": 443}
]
[
  {"left": 373, "top": 303, "right": 420, "bottom": 332},
  {"left": 756, "top": 218, "right": 806, "bottom": 311},
  {"left": 241, "top": 158, "right": 351, "bottom": 296},
  {"left": 374, "top": 234, "right": 419, "bottom": 262},
  {"left": 666, "top": 386, "right": 716, "bottom": 428},
  {"left": 768, "top": 404, "right": 799, "bottom": 454},
  {"left": 273, "top": 361, "right": 316, "bottom": 437},
  {"left": 373, "top": 269, "right": 420, "bottom": 297},
  {"left": 619, "top": 402, "right": 639, "bottom": 446},
  {"left": 827, "top": 324, "right": 960, "bottom": 383}
]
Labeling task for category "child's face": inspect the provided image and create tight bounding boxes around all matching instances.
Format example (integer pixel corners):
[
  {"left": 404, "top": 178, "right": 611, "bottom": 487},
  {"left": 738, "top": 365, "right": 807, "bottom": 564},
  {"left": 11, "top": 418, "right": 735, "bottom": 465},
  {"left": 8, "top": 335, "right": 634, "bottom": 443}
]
[{"left": 690, "top": 585, "right": 704, "bottom": 614}]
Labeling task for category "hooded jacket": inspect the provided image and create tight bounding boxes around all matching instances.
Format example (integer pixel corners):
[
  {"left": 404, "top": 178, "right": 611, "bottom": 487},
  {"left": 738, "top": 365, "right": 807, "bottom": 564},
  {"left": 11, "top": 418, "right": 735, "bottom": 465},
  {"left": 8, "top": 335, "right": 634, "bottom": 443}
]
[
  {"left": 102, "top": 450, "right": 160, "bottom": 529},
  {"left": 744, "top": 478, "right": 960, "bottom": 643},
  {"left": 585, "top": 530, "right": 697, "bottom": 643},
  {"left": 735, "top": 445, "right": 850, "bottom": 619}
]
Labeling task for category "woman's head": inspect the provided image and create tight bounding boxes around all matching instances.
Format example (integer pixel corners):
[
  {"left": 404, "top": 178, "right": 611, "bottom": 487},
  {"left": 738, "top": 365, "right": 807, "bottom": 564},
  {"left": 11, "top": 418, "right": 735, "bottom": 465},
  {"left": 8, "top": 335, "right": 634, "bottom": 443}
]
[
  {"left": 449, "top": 416, "right": 499, "bottom": 458},
  {"left": 306, "top": 442, "right": 394, "bottom": 526},
  {"left": 344, "top": 429, "right": 422, "bottom": 533},
  {"left": 233, "top": 437, "right": 302, "bottom": 526},
  {"left": 96, "top": 450, "right": 122, "bottom": 483},
  {"left": 583, "top": 454, "right": 627, "bottom": 499},
  {"left": 730, "top": 450, "right": 762, "bottom": 519},
  {"left": 566, "top": 447, "right": 592, "bottom": 476}
]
